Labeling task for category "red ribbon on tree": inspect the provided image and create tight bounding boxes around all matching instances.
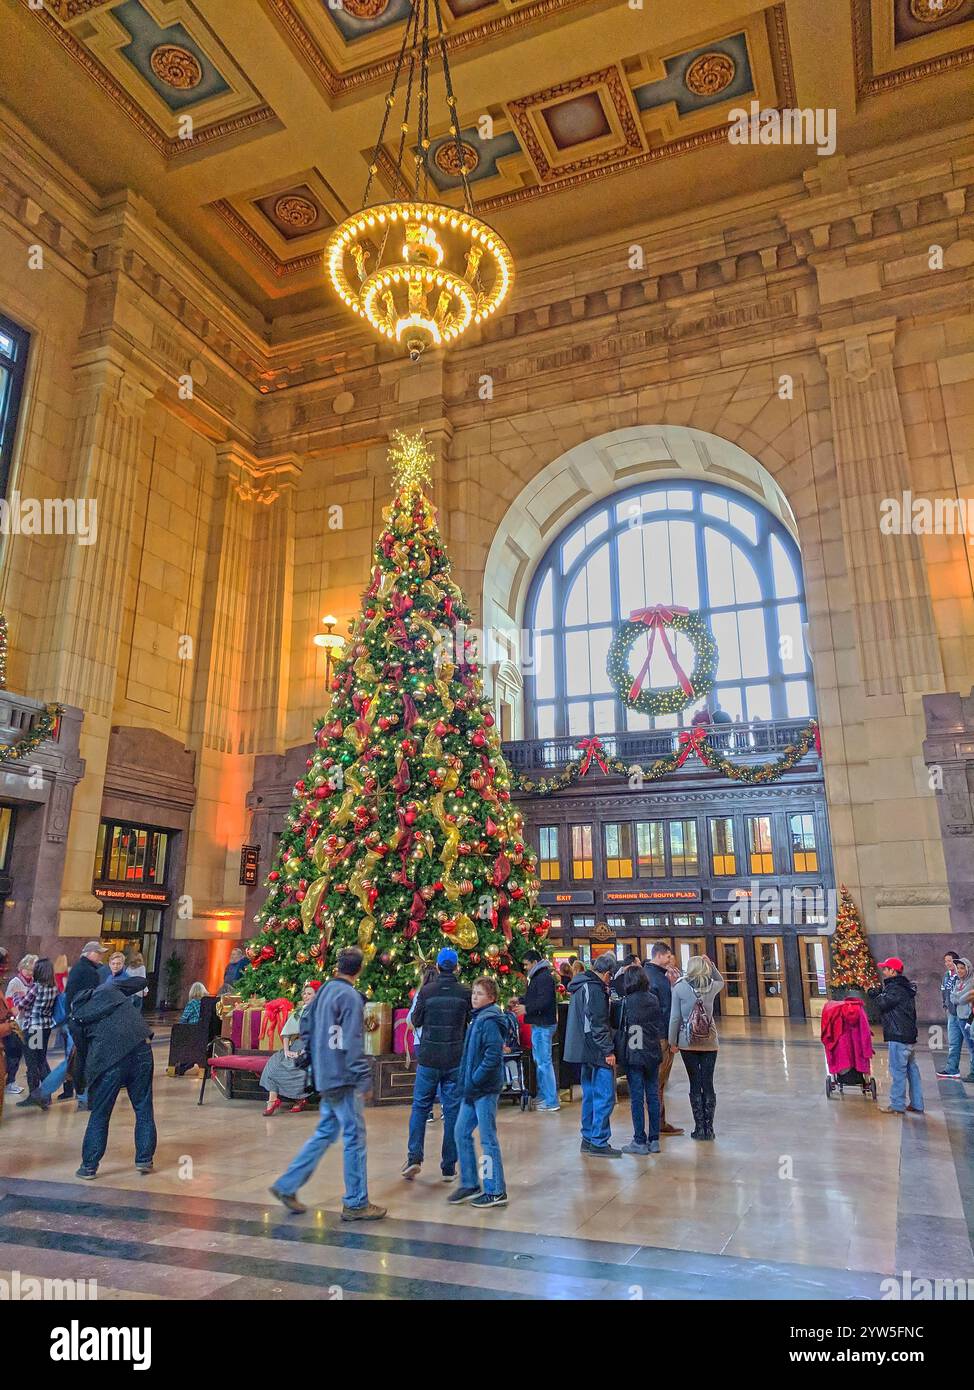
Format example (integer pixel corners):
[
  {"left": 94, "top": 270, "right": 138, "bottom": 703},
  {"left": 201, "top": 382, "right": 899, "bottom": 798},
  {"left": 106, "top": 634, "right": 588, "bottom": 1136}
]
[
  {"left": 576, "top": 736, "right": 608, "bottom": 776},
  {"left": 628, "top": 605, "right": 693, "bottom": 702},
  {"left": 674, "top": 726, "right": 711, "bottom": 768}
]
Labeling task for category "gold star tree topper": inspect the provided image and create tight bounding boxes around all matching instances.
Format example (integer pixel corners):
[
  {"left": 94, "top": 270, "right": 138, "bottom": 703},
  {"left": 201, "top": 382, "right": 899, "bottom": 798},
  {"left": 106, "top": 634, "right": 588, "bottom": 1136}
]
[{"left": 389, "top": 430, "right": 434, "bottom": 496}]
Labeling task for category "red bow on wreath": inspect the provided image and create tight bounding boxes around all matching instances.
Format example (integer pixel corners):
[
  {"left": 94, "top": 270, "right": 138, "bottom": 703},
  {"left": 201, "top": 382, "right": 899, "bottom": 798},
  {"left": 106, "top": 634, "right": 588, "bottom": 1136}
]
[
  {"left": 577, "top": 736, "right": 608, "bottom": 776},
  {"left": 628, "top": 605, "right": 693, "bottom": 702},
  {"left": 674, "top": 726, "right": 711, "bottom": 768}
]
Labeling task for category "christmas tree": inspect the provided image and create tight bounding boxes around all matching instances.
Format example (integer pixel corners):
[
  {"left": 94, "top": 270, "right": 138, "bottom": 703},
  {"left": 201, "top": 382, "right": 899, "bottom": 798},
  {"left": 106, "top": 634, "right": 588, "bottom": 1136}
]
[
  {"left": 239, "top": 432, "right": 551, "bottom": 1005},
  {"left": 828, "top": 885, "right": 880, "bottom": 992}
]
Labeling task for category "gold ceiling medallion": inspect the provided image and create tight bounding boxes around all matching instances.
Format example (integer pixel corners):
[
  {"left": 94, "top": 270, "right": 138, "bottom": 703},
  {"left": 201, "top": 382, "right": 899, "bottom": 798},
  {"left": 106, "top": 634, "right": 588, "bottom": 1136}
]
[
  {"left": 909, "top": 0, "right": 963, "bottom": 18},
  {"left": 325, "top": 0, "right": 513, "bottom": 362},
  {"left": 274, "top": 195, "right": 318, "bottom": 227},
  {"left": 343, "top": 0, "right": 392, "bottom": 16},
  {"left": 149, "top": 44, "right": 203, "bottom": 90},
  {"left": 684, "top": 51, "right": 736, "bottom": 96},
  {"left": 434, "top": 140, "right": 480, "bottom": 176}
]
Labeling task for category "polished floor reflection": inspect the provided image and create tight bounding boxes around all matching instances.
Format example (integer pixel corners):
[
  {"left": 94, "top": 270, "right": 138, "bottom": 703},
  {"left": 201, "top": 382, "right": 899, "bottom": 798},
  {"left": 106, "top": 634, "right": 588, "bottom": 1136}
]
[{"left": 1, "top": 1021, "right": 971, "bottom": 1299}]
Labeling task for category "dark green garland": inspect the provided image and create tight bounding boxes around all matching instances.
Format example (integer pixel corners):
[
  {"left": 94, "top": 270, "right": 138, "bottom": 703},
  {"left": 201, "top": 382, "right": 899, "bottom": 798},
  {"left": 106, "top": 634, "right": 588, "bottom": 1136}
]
[
  {"left": 514, "top": 719, "right": 820, "bottom": 795},
  {"left": 0, "top": 703, "right": 63, "bottom": 762}
]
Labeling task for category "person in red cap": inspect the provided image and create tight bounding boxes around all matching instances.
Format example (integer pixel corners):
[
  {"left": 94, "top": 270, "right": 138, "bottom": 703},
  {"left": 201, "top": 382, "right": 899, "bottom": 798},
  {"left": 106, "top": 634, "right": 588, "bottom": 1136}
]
[{"left": 868, "top": 957, "right": 924, "bottom": 1116}]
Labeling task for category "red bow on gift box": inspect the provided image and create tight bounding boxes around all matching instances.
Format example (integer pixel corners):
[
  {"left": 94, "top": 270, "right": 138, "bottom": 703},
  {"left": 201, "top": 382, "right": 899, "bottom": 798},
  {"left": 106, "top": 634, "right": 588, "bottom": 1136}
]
[
  {"left": 576, "top": 736, "right": 608, "bottom": 776},
  {"left": 674, "top": 726, "right": 711, "bottom": 768},
  {"left": 261, "top": 998, "right": 293, "bottom": 1043},
  {"left": 628, "top": 605, "right": 693, "bottom": 701}
]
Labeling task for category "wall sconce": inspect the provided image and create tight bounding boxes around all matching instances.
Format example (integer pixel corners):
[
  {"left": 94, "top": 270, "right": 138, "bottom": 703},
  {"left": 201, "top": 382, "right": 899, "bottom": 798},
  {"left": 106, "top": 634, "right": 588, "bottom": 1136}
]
[{"left": 313, "top": 615, "right": 346, "bottom": 691}]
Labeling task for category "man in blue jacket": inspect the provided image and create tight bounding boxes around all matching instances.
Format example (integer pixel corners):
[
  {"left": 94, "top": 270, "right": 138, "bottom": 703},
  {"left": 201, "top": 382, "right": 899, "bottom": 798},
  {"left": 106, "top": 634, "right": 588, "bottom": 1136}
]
[
  {"left": 402, "top": 947, "right": 470, "bottom": 1181},
  {"left": 564, "top": 953, "right": 619, "bottom": 1157},
  {"left": 270, "top": 947, "right": 386, "bottom": 1221}
]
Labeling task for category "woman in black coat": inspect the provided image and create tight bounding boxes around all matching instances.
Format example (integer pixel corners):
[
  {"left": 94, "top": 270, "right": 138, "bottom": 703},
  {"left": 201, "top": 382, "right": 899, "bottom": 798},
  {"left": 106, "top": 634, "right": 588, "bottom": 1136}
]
[{"left": 617, "top": 967, "right": 663, "bottom": 1155}]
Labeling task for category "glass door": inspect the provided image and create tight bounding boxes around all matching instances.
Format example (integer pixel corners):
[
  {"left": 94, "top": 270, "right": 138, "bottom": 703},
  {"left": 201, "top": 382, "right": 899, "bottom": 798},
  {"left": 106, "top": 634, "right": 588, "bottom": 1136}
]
[
  {"left": 754, "top": 936, "right": 788, "bottom": 1017},
  {"left": 799, "top": 936, "right": 830, "bottom": 1019},
  {"left": 100, "top": 905, "right": 164, "bottom": 1006},
  {"left": 674, "top": 937, "right": 706, "bottom": 973},
  {"left": 715, "top": 937, "right": 748, "bottom": 1016}
]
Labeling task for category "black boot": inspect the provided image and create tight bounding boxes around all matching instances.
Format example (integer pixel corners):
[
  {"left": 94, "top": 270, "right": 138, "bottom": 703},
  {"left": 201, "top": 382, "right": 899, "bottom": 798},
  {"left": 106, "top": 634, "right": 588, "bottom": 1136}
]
[
  {"left": 690, "top": 1095, "right": 705, "bottom": 1139},
  {"left": 702, "top": 1096, "right": 716, "bottom": 1140}
]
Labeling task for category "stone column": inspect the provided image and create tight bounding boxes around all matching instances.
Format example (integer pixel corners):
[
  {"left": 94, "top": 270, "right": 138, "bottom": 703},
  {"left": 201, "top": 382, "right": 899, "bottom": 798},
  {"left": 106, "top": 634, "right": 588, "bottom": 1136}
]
[
  {"left": 817, "top": 320, "right": 945, "bottom": 697},
  {"left": 922, "top": 690, "right": 974, "bottom": 936},
  {"left": 39, "top": 349, "right": 155, "bottom": 941}
]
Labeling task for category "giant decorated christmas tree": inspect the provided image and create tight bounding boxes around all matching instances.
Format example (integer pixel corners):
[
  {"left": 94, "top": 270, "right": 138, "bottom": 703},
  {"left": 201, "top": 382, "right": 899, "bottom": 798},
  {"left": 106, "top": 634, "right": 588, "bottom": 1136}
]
[{"left": 239, "top": 432, "right": 551, "bottom": 1005}]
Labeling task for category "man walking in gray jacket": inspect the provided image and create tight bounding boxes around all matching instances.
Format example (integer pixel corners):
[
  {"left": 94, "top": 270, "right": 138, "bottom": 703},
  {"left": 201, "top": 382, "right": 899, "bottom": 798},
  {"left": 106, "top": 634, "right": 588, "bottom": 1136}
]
[{"left": 270, "top": 947, "right": 385, "bottom": 1221}]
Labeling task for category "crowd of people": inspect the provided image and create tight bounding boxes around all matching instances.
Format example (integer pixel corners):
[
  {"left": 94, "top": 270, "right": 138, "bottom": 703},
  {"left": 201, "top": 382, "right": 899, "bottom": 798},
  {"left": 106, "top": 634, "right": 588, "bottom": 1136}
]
[{"left": 2, "top": 936, "right": 969, "bottom": 1219}]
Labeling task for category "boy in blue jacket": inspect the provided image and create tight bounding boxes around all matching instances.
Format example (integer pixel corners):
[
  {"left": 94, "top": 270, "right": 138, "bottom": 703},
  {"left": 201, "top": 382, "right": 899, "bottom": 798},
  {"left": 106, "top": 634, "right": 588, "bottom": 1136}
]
[{"left": 448, "top": 976, "right": 508, "bottom": 1210}]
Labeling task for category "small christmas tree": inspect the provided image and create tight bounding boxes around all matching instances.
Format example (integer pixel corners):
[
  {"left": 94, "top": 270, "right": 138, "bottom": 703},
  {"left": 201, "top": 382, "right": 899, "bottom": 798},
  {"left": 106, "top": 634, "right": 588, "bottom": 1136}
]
[
  {"left": 828, "top": 885, "right": 880, "bottom": 992},
  {"left": 239, "top": 431, "right": 551, "bottom": 1005}
]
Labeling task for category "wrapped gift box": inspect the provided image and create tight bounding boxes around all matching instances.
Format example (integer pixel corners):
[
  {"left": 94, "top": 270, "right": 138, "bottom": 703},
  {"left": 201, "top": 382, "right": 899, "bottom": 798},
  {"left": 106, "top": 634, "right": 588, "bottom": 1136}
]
[
  {"left": 363, "top": 1001, "right": 392, "bottom": 1056},
  {"left": 230, "top": 1003, "right": 264, "bottom": 1051},
  {"left": 218, "top": 994, "right": 242, "bottom": 1040},
  {"left": 393, "top": 1008, "right": 411, "bottom": 1057}
]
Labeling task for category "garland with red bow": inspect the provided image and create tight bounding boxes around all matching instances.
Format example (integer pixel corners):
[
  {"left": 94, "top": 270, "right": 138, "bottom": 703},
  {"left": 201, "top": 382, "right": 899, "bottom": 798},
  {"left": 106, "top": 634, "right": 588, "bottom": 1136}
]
[
  {"left": 513, "top": 719, "right": 821, "bottom": 795},
  {"left": 607, "top": 606, "right": 718, "bottom": 717}
]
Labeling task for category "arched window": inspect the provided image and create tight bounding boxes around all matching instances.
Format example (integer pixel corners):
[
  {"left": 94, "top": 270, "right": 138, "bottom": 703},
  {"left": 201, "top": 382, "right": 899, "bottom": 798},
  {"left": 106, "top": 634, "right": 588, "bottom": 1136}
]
[{"left": 525, "top": 481, "right": 813, "bottom": 739}]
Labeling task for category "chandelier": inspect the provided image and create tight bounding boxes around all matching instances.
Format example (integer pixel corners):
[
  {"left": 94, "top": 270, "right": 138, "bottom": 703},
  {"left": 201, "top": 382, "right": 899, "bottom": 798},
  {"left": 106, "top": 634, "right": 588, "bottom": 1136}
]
[{"left": 324, "top": 0, "right": 513, "bottom": 361}]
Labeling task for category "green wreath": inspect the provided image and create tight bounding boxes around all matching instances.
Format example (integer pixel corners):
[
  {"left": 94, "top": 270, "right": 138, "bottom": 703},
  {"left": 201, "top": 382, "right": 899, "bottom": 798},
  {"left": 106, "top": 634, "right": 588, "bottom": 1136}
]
[{"left": 607, "top": 606, "right": 718, "bottom": 717}]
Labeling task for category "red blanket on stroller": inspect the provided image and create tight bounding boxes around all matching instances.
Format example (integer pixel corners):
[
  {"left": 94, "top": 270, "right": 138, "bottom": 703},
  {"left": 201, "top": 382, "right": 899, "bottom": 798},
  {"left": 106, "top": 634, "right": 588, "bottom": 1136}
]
[{"left": 821, "top": 998, "right": 874, "bottom": 1074}]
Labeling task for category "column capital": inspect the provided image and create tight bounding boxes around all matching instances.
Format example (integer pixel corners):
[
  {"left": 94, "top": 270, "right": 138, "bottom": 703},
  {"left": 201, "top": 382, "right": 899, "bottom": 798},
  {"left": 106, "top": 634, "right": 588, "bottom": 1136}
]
[
  {"left": 217, "top": 445, "right": 302, "bottom": 505},
  {"left": 815, "top": 318, "right": 898, "bottom": 382},
  {"left": 71, "top": 344, "right": 158, "bottom": 416}
]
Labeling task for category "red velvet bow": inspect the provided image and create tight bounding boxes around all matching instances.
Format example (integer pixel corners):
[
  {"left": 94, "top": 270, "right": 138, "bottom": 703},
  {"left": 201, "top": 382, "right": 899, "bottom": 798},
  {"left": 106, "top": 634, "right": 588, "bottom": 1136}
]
[
  {"left": 628, "top": 605, "right": 693, "bottom": 700},
  {"left": 576, "top": 737, "right": 608, "bottom": 776},
  {"left": 674, "top": 726, "right": 711, "bottom": 768},
  {"left": 811, "top": 720, "right": 822, "bottom": 756}
]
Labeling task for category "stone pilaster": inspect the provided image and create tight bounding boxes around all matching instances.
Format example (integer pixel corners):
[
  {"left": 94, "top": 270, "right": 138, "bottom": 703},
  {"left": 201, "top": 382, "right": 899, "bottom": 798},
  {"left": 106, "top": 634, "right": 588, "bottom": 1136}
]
[
  {"left": 240, "top": 456, "right": 301, "bottom": 754},
  {"left": 817, "top": 321, "right": 945, "bottom": 698}
]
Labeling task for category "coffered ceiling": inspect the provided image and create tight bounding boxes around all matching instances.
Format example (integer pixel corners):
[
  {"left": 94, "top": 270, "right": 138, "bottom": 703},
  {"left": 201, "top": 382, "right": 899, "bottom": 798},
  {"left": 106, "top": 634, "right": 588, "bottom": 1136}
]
[{"left": 2, "top": 0, "right": 973, "bottom": 323}]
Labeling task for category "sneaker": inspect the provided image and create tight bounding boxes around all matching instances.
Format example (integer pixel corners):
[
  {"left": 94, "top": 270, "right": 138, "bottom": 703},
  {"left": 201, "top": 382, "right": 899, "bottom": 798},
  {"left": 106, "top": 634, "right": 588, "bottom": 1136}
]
[
  {"left": 401, "top": 1158, "right": 422, "bottom": 1180},
  {"left": 440, "top": 1169, "right": 458, "bottom": 1183},
  {"left": 935, "top": 1071, "right": 962, "bottom": 1079},
  {"left": 879, "top": 1106, "right": 904, "bottom": 1115},
  {"left": 622, "top": 1141, "right": 650, "bottom": 1155},
  {"left": 470, "top": 1192, "right": 508, "bottom": 1209},
  {"left": 75, "top": 1167, "right": 97, "bottom": 1180},
  {"left": 447, "top": 1186, "right": 481, "bottom": 1204},
  {"left": 906, "top": 1106, "right": 925, "bottom": 1114},
  {"left": 586, "top": 1144, "right": 622, "bottom": 1158},
  {"left": 4, "top": 1084, "right": 23, "bottom": 1095},
  {"left": 340, "top": 1203, "right": 386, "bottom": 1222},
  {"left": 269, "top": 1185, "right": 306, "bottom": 1214},
  {"left": 536, "top": 1104, "right": 562, "bottom": 1112},
  {"left": 136, "top": 1162, "right": 154, "bottom": 1175},
  {"left": 15, "top": 1094, "right": 49, "bottom": 1110},
  {"left": 647, "top": 1139, "right": 661, "bottom": 1153},
  {"left": 580, "top": 1139, "right": 595, "bottom": 1153}
]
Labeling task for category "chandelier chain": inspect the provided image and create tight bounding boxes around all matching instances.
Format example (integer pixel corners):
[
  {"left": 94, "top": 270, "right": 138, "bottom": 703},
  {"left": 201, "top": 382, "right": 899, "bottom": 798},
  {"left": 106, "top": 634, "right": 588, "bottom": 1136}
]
[
  {"left": 432, "top": 0, "right": 474, "bottom": 214},
  {"left": 362, "top": 0, "right": 417, "bottom": 207}
]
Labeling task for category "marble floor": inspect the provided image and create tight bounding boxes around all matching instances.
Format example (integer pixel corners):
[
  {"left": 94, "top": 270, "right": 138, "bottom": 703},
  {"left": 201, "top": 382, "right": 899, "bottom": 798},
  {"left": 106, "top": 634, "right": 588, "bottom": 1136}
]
[{"left": 1, "top": 1021, "right": 971, "bottom": 1300}]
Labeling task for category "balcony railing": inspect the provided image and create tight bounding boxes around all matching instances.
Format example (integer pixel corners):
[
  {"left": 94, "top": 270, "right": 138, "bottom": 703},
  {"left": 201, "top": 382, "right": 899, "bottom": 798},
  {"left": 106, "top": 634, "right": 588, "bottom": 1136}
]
[
  {"left": 502, "top": 718, "right": 818, "bottom": 772},
  {"left": 0, "top": 691, "right": 59, "bottom": 746}
]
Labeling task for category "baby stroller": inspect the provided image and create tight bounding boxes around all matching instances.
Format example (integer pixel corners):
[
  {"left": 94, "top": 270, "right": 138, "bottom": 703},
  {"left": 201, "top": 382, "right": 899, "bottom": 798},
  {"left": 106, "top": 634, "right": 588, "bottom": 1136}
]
[{"left": 821, "top": 997, "right": 877, "bottom": 1100}]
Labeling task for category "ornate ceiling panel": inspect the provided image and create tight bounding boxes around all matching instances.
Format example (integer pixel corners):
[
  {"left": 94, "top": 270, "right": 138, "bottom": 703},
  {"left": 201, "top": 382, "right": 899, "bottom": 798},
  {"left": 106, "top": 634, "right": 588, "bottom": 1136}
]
[
  {"left": 22, "top": 0, "right": 278, "bottom": 158},
  {"left": 854, "top": 0, "right": 974, "bottom": 94}
]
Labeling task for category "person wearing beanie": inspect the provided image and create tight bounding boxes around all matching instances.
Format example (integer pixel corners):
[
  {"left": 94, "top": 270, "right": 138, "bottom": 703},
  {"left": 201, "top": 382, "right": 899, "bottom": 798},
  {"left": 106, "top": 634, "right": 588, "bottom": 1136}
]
[
  {"left": 868, "top": 957, "right": 924, "bottom": 1116},
  {"left": 401, "top": 947, "right": 471, "bottom": 1182},
  {"left": 521, "top": 949, "right": 560, "bottom": 1112}
]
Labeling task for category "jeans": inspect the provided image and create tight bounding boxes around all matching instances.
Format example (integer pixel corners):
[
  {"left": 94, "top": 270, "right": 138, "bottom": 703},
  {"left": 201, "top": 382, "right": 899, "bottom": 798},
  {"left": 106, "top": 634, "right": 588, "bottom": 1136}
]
[
  {"left": 274, "top": 1086, "right": 369, "bottom": 1210},
  {"left": 580, "top": 1064, "right": 615, "bottom": 1147},
  {"left": 887, "top": 1041, "right": 924, "bottom": 1112},
  {"left": 531, "top": 1024, "right": 558, "bottom": 1108},
  {"left": 945, "top": 1012, "right": 965, "bottom": 1072},
  {"left": 24, "top": 1027, "right": 52, "bottom": 1094},
  {"left": 81, "top": 1044, "right": 157, "bottom": 1172},
  {"left": 4, "top": 1031, "right": 22, "bottom": 1086},
  {"left": 407, "top": 1065, "right": 461, "bottom": 1172},
  {"left": 681, "top": 1049, "right": 718, "bottom": 1113},
  {"left": 455, "top": 1094, "right": 505, "bottom": 1195},
  {"left": 627, "top": 1061, "right": 661, "bottom": 1145},
  {"left": 961, "top": 1018, "right": 974, "bottom": 1073}
]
